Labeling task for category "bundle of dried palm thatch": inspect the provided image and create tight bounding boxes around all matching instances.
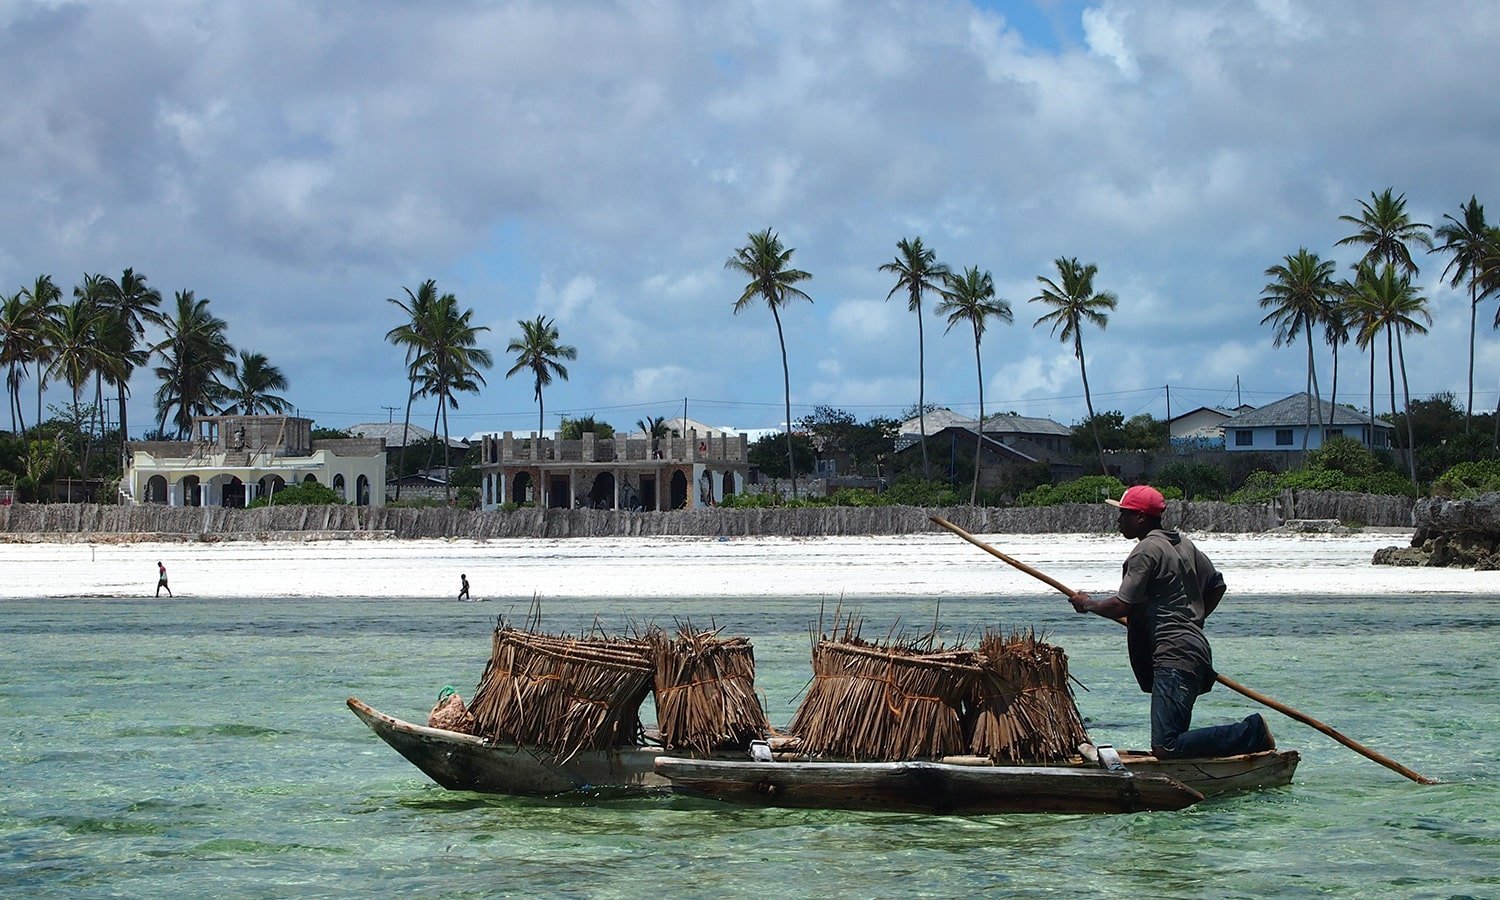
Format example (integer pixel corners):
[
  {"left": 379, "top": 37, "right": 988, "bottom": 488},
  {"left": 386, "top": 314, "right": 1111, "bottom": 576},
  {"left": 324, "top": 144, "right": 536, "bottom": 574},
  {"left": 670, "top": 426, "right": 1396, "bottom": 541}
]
[
  {"left": 649, "top": 626, "right": 769, "bottom": 755},
  {"left": 466, "top": 625, "right": 654, "bottom": 759},
  {"left": 787, "top": 630, "right": 982, "bottom": 761},
  {"left": 966, "top": 628, "right": 1090, "bottom": 763}
]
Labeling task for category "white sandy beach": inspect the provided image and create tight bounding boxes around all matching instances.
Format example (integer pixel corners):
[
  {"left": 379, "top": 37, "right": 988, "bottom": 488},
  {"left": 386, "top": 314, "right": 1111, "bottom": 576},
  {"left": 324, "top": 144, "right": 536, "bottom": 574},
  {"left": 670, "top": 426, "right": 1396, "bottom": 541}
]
[{"left": 1, "top": 529, "right": 1485, "bottom": 601}]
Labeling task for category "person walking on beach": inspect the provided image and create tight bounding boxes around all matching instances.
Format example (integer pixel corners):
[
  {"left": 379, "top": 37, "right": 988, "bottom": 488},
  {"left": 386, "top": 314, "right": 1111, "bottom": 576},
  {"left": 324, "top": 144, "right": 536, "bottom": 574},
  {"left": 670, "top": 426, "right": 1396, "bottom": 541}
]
[
  {"left": 458, "top": 574, "right": 470, "bottom": 601},
  {"left": 156, "top": 561, "right": 172, "bottom": 598},
  {"left": 1067, "top": 484, "right": 1275, "bottom": 759}
]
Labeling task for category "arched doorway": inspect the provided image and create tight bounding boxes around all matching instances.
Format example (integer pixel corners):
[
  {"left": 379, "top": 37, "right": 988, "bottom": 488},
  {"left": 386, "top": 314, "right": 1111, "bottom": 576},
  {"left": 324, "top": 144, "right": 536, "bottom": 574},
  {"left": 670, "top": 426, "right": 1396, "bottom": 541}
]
[
  {"left": 333, "top": 474, "right": 346, "bottom": 501},
  {"left": 511, "top": 472, "right": 532, "bottom": 505},
  {"left": 181, "top": 475, "right": 201, "bottom": 507},
  {"left": 146, "top": 475, "right": 167, "bottom": 504},
  {"left": 259, "top": 475, "right": 286, "bottom": 503},
  {"left": 222, "top": 476, "right": 245, "bottom": 508},
  {"left": 722, "top": 470, "right": 735, "bottom": 499},
  {"left": 669, "top": 470, "right": 688, "bottom": 510},
  {"left": 356, "top": 474, "right": 371, "bottom": 506},
  {"left": 590, "top": 472, "right": 616, "bottom": 509},
  {"left": 302, "top": 474, "right": 318, "bottom": 484}
]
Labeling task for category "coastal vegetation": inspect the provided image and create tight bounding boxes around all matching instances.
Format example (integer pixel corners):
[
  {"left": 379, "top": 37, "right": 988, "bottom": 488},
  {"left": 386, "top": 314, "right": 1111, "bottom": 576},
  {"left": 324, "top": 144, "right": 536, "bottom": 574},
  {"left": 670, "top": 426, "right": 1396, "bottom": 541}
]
[{"left": 1, "top": 187, "right": 1499, "bottom": 511}]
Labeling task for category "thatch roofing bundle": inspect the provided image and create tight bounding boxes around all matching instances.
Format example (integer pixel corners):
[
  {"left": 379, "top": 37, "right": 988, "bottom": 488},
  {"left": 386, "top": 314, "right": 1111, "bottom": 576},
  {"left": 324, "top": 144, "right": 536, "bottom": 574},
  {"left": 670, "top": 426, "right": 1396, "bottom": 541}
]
[
  {"left": 466, "top": 626, "right": 654, "bottom": 759},
  {"left": 649, "top": 627, "right": 769, "bottom": 755},
  {"left": 788, "top": 634, "right": 982, "bottom": 761},
  {"left": 967, "top": 628, "right": 1090, "bottom": 763}
]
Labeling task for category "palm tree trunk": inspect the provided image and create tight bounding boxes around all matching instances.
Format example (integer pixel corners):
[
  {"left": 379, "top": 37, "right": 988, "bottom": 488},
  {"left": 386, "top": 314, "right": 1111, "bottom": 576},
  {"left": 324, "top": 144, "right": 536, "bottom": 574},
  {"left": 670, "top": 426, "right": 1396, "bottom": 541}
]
[
  {"left": 441, "top": 392, "right": 452, "bottom": 502},
  {"left": 970, "top": 333, "right": 983, "bottom": 506},
  {"left": 916, "top": 297, "right": 929, "bottom": 481},
  {"left": 1329, "top": 342, "right": 1340, "bottom": 417},
  {"left": 427, "top": 401, "right": 442, "bottom": 475},
  {"left": 1301, "top": 341, "right": 1313, "bottom": 454},
  {"left": 1466, "top": 278, "right": 1477, "bottom": 433},
  {"left": 116, "top": 383, "right": 129, "bottom": 467},
  {"left": 1076, "top": 335, "right": 1107, "bottom": 476},
  {"left": 394, "top": 380, "right": 415, "bottom": 501},
  {"left": 772, "top": 305, "right": 797, "bottom": 500},
  {"left": 1385, "top": 329, "right": 1401, "bottom": 470},
  {"left": 1396, "top": 329, "right": 1418, "bottom": 487}
]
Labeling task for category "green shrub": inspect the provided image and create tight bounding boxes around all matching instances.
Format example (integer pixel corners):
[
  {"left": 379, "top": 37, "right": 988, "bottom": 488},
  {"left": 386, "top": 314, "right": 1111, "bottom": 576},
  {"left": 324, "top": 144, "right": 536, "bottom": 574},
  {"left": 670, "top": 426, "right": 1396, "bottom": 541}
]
[
  {"left": 1431, "top": 459, "right": 1500, "bottom": 498},
  {"left": 879, "top": 476, "right": 959, "bottom": 508},
  {"left": 1017, "top": 475, "right": 1125, "bottom": 507},
  {"left": 247, "top": 481, "right": 342, "bottom": 508},
  {"left": 1153, "top": 461, "right": 1229, "bottom": 500}
]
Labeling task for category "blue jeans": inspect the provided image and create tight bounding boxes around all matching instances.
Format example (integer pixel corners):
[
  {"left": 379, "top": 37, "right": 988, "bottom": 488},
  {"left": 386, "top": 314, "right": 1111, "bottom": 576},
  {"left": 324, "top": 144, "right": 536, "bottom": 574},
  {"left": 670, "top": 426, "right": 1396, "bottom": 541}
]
[{"left": 1151, "top": 667, "right": 1270, "bottom": 758}]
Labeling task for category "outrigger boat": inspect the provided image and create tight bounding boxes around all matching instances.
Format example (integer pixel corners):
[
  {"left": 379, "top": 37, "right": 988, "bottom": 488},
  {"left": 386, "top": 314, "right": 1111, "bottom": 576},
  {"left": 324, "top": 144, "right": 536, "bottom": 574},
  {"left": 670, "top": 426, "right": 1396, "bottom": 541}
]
[{"left": 347, "top": 696, "right": 1298, "bottom": 812}]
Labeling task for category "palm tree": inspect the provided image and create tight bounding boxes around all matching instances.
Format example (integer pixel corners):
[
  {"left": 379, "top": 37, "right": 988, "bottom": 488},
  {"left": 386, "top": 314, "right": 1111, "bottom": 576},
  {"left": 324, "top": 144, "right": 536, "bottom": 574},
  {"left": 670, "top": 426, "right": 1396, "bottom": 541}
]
[
  {"left": 45, "top": 296, "right": 107, "bottom": 468},
  {"left": 879, "top": 237, "right": 950, "bottom": 480},
  {"left": 0, "top": 292, "right": 35, "bottom": 434},
  {"left": 221, "top": 351, "right": 291, "bottom": 415},
  {"left": 1336, "top": 188, "right": 1432, "bottom": 277},
  {"left": 1258, "top": 249, "right": 1336, "bottom": 452},
  {"left": 1434, "top": 196, "right": 1491, "bottom": 431},
  {"left": 104, "top": 268, "right": 163, "bottom": 453},
  {"left": 19, "top": 275, "right": 63, "bottom": 429},
  {"left": 152, "top": 290, "right": 235, "bottom": 439},
  {"left": 1344, "top": 263, "right": 1430, "bottom": 486},
  {"left": 384, "top": 280, "right": 441, "bottom": 501},
  {"left": 1031, "top": 257, "right": 1117, "bottom": 475},
  {"left": 71, "top": 273, "right": 115, "bottom": 449},
  {"left": 505, "top": 315, "right": 575, "bottom": 443},
  {"left": 415, "top": 294, "right": 493, "bottom": 499},
  {"left": 936, "top": 266, "right": 1012, "bottom": 504},
  {"left": 726, "top": 228, "right": 813, "bottom": 498},
  {"left": 636, "top": 414, "right": 672, "bottom": 457}
]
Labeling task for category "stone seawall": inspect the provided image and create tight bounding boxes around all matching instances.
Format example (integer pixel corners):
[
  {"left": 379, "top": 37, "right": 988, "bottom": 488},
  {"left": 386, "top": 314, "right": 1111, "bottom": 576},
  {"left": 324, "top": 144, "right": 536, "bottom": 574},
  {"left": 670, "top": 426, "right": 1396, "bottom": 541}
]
[{"left": 0, "top": 490, "right": 1414, "bottom": 541}]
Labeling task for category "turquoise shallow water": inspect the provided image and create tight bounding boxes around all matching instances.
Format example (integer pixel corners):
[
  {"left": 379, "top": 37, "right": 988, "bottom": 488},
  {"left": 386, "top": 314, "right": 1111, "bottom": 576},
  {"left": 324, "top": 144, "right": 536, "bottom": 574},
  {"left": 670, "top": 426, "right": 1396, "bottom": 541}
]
[{"left": 3, "top": 590, "right": 1498, "bottom": 898}]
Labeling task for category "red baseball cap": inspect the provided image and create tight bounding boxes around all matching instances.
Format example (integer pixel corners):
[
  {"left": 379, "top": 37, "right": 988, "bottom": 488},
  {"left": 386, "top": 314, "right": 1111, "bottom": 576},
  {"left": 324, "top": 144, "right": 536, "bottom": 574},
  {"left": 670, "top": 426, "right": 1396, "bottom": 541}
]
[{"left": 1106, "top": 485, "right": 1166, "bottom": 516}]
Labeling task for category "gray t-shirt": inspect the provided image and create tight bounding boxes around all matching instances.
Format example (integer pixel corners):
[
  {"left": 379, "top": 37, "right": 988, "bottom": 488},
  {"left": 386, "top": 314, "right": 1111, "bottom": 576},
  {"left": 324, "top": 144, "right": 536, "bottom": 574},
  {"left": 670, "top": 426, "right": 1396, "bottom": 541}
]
[{"left": 1116, "top": 529, "right": 1225, "bottom": 694}]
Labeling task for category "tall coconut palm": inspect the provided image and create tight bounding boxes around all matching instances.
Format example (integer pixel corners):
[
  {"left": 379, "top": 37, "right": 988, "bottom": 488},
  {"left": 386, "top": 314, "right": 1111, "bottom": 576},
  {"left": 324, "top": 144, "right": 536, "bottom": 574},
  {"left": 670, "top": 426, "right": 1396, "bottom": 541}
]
[
  {"left": 0, "top": 291, "right": 35, "bottom": 434},
  {"left": 19, "top": 275, "right": 63, "bottom": 429},
  {"left": 879, "top": 237, "right": 950, "bottom": 480},
  {"left": 104, "top": 268, "right": 163, "bottom": 453},
  {"left": 1344, "top": 263, "right": 1430, "bottom": 486},
  {"left": 46, "top": 294, "right": 113, "bottom": 476},
  {"left": 72, "top": 273, "right": 114, "bottom": 447},
  {"left": 505, "top": 315, "right": 575, "bottom": 447},
  {"left": 936, "top": 266, "right": 1012, "bottom": 504},
  {"left": 1336, "top": 188, "right": 1432, "bottom": 277},
  {"left": 726, "top": 228, "right": 813, "bottom": 498},
  {"left": 152, "top": 290, "right": 235, "bottom": 439},
  {"left": 384, "top": 280, "right": 442, "bottom": 500},
  {"left": 416, "top": 294, "right": 493, "bottom": 498},
  {"left": 1031, "top": 257, "right": 1116, "bottom": 475},
  {"left": 1434, "top": 196, "right": 1491, "bottom": 432},
  {"left": 1258, "top": 249, "right": 1336, "bottom": 452},
  {"left": 221, "top": 351, "right": 291, "bottom": 415}
]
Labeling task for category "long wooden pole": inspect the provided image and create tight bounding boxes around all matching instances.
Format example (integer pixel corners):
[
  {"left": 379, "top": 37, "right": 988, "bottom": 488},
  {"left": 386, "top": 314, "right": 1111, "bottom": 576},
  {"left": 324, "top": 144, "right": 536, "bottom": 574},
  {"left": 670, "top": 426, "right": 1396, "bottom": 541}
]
[{"left": 929, "top": 515, "right": 1438, "bottom": 785}]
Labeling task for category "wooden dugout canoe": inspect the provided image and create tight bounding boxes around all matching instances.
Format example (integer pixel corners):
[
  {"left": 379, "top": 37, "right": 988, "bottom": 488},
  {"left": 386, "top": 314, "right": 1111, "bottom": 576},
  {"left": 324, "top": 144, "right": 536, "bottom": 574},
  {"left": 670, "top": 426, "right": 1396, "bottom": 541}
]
[{"left": 348, "top": 696, "right": 1298, "bottom": 807}]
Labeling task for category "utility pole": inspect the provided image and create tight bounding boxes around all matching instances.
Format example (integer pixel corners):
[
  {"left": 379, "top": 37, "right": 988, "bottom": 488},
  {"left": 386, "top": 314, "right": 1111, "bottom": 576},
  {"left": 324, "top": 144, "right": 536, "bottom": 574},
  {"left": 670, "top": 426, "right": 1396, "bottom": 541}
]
[{"left": 381, "top": 405, "right": 398, "bottom": 423}]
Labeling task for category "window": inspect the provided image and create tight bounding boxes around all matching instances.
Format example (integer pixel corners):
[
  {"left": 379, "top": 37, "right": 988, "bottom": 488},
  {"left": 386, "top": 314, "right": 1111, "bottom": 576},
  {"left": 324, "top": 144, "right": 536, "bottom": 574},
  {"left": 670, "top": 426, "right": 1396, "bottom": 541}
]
[
  {"left": 1326, "top": 428, "right": 1343, "bottom": 439},
  {"left": 1275, "top": 429, "right": 1293, "bottom": 446},
  {"left": 1235, "top": 430, "right": 1253, "bottom": 447}
]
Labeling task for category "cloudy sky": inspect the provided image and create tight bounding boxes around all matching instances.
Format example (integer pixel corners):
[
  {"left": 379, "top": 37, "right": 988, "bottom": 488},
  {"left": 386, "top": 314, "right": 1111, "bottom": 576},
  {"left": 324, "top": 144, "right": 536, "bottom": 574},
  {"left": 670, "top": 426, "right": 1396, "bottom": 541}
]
[{"left": 3, "top": 0, "right": 1498, "bottom": 438}]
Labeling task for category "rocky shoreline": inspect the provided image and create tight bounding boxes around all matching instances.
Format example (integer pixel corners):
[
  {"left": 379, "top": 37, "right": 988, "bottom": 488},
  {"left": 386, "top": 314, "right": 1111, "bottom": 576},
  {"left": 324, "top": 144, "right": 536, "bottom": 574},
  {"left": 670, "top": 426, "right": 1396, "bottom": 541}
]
[{"left": 1373, "top": 494, "right": 1500, "bottom": 570}]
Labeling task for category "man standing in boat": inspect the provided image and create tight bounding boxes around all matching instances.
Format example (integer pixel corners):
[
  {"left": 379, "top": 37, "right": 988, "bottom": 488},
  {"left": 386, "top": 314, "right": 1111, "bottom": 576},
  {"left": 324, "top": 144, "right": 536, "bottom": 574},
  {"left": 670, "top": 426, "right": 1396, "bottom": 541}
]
[{"left": 1068, "top": 484, "right": 1275, "bottom": 758}]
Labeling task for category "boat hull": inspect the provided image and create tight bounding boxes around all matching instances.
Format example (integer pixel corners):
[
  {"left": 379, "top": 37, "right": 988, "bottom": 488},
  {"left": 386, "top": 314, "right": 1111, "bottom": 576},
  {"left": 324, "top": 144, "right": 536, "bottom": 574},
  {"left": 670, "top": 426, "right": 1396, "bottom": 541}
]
[
  {"left": 347, "top": 697, "right": 665, "bottom": 794},
  {"left": 349, "top": 697, "right": 1298, "bottom": 805},
  {"left": 653, "top": 757, "right": 1205, "bottom": 814}
]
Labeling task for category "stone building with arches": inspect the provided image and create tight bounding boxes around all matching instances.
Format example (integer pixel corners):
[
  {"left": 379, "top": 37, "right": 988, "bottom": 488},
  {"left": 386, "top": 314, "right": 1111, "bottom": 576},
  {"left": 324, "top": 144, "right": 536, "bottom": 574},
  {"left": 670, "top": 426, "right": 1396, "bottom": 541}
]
[
  {"left": 476, "top": 429, "right": 749, "bottom": 511},
  {"left": 123, "top": 415, "right": 387, "bottom": 508}
]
